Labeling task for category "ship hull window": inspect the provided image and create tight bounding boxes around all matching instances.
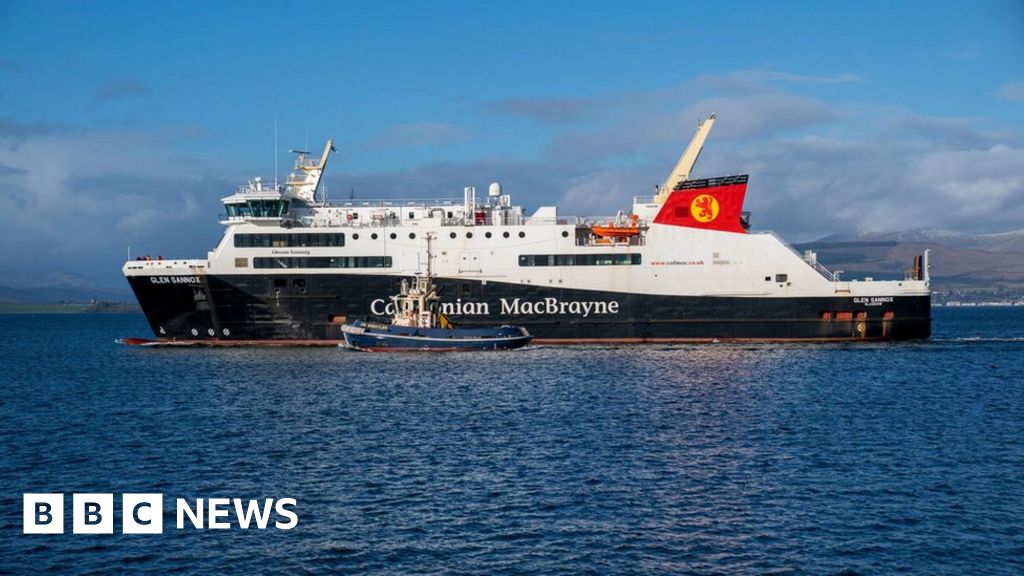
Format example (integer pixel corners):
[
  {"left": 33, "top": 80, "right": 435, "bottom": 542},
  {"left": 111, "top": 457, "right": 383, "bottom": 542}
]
[
  {"left": 254, "top": 256, "right": 393, "bottom": 269},
  {"left": 235, "top": 233, "right": 345, "bottom": 248}
]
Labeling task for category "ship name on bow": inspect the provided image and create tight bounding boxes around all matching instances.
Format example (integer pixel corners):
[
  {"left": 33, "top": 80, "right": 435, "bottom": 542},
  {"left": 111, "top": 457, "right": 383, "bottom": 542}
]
[
  {"left": 853, "top": 296, "right": 894, "bottom": 306},
  {"left": 150, "top": 276, "right": 201, "bottom": 285}
]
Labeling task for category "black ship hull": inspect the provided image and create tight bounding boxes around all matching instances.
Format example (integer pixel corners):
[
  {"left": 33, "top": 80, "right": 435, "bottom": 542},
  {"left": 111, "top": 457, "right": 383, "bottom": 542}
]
[{"left": 126, "top": 273, "right": 931, "bottom": 343}]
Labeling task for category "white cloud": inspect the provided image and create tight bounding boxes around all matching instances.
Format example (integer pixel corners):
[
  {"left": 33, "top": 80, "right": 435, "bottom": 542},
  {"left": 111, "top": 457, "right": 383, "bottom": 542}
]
[
  {"left": 3, "top": 69, "right": 1022, "bottom": 288},
  {"left": 996, "top": 81, "right": 1024, "bottom": 103},
  {"left": 0, "top": 122, "right": 224, "bottom": 285},
  {"left": 745, "top": 70, "right": 862, "bottom": 84}
]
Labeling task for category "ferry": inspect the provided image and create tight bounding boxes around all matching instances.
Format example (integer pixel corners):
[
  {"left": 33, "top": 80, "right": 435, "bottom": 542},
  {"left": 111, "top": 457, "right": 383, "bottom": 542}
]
[{"left": 122, "top": 114, "right": 931, "bottom": 344}]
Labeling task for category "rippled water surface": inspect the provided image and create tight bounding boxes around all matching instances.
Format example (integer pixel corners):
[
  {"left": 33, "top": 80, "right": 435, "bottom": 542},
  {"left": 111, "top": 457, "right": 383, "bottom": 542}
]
[{"left": 2, "top": 308, "right": 1023, "bottom": 575}]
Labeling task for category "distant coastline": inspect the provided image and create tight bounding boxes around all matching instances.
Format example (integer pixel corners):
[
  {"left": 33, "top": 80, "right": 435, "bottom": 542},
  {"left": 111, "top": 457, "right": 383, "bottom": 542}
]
[{"left": 0, "top": 301, "right": 141, "bottom": 314}]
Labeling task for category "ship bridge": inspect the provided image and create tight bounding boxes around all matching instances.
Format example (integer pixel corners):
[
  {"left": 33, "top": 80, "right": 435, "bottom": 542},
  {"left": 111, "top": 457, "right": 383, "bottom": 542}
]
[{"left": 221, "top": 177, "right": 290, "bottom": 222}]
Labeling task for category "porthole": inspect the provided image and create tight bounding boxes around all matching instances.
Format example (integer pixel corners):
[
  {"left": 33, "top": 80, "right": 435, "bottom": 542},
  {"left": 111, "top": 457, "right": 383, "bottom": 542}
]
[
  {"left": 222, "top": 328, "right": 230, "bottom": 336},
  {"left": 371, "top": 233, "right": 379, "bottom": 240},
  {"left": 207, "top": 328, "right": 215, "bottom": 336},
  {"left": 485, "top": 232, "right": 492, "bottom": 239},
  {"left": 503, "top": 231, "right": 510, "bottom": 238},
  {"left": 191, "top": 328, "right": 199, "bottom": 336},
  {"left": 409, "top": 233, "right": 416, "bottom": 239},
  {"left": 390, "top": 233, "right": 397, "bottom": 240},
  {"left": 353, "top": 233, "right": 359, "bottom": 240},
  {"left": 467, "top": 232, "right": 473, "bottom": 239},
  {"left": 518, "top": 231, "right": 525, "bottom": 238},
  {"left": 450, "top": 232, "right": 457, "bottom": 239},
  {"left": 561, "top": 231, "right": 569, "bottom": 238}
]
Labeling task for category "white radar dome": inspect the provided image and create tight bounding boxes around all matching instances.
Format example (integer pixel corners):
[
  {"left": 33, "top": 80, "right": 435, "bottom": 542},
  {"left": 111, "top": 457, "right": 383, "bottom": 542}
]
[{"left": 488, "top": 182, "right": 502, "bottom": 197}]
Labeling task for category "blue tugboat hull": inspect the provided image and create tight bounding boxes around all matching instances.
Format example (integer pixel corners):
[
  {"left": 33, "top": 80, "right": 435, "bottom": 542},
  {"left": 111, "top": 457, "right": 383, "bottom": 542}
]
[{"left": 341, "top": 321, "right": 532, "bottom": 352}]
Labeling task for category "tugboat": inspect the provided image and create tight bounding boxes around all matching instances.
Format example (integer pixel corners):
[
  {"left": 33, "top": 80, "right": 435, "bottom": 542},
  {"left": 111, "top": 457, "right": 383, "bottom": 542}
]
[{"left": 341, "top": 234, "right": 533, "bottom": 351}]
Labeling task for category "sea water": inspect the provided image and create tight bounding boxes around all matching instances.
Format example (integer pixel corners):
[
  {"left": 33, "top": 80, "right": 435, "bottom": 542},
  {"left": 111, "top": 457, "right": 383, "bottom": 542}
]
[{"left": 1, "top": 308, "right": 1022, "bottom": 575}]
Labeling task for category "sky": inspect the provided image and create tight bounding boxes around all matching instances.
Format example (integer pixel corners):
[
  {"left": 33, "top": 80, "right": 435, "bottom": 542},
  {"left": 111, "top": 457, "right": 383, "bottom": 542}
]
[{"left": 0, "top": 0, "right": 1022, "bottom": 289}]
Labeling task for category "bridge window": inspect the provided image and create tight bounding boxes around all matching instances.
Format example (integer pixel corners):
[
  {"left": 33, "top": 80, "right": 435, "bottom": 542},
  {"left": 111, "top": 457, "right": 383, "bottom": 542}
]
[{"left": 225, "top": 199, "right": 289, "bottom": 218}]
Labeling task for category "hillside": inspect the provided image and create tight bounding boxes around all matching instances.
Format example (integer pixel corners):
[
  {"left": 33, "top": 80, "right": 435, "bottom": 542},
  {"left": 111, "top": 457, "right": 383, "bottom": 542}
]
[{"left": 796, "top": 229, "right": 1024, "bottom": 304}]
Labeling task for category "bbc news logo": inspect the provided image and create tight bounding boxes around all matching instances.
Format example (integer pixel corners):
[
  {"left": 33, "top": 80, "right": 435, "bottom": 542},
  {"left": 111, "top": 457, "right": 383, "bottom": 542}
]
[{"left": 23, "top": 494, "right": 298, "bottom": 534}]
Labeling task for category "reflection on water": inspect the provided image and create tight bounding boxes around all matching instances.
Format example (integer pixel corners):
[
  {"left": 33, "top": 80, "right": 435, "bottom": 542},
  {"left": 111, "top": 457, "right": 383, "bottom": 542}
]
[{"left": 1, "top": 309, "right": 1023, "bottom": 575}]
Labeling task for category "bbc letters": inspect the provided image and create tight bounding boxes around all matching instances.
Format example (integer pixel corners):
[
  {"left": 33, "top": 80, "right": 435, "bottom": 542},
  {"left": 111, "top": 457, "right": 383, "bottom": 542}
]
[{"left": 23, "top": 493, "right": 297, "bottom": 534}]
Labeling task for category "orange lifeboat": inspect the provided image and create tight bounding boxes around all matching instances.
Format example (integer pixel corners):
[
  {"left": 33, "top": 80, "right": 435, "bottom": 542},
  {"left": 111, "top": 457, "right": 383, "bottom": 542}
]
[{"left": 591, "top": 213, "right": 640, "bottom": 239}]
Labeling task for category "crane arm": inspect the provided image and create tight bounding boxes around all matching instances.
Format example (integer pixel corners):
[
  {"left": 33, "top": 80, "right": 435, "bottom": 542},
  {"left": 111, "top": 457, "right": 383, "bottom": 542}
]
[{"left": 654, "top": 113, "right": 716, "bottom": 204}]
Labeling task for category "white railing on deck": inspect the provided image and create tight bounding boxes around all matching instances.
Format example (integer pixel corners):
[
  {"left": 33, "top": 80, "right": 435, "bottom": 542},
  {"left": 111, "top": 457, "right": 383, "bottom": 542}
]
[
  {"left": 752, "top": 230, "right": 837, "bottom": 281},
  {"left": 235, "top": 179, "right": 284, "bottom": 195},
  {"left": 330, "top": 197, "right": 462, "bottom": 208}
]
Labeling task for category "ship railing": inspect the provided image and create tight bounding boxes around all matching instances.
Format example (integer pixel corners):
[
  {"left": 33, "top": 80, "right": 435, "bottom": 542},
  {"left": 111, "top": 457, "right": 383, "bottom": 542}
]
[
  {"left": 326, "top": 197, "right": 464, "bottom": 209},
  {"left": 523, "top": 216, "right": 567, "bottom": 226},
  {"left": 752, "top": 230, "right": 838, "bottom": 281},
  {"left": 235, "top": 179, "right": 284, "bottom": 195},
  {"left": 220, "top": 213, "right": 289, "bottom": 224},
  {"left": 566, "top": 215, "right": 651, "bottom": 227}
]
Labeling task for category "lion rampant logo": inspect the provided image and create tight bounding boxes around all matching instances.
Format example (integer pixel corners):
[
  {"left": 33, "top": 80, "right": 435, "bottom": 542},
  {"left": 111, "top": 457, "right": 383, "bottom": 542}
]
[{"left": 689, "top": 194, "right": 720, "bottom": 223}]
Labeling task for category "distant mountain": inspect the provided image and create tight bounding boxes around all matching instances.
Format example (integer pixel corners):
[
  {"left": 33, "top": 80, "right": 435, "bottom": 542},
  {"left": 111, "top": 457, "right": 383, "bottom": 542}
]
[
  {"left": 0, "top": 269, "right": 133, "bottom": 304},
  {"left": 814, "top": 229, "right": 1024, "bottom": 253},
  {"left": 796, "top": 228, "right": 1024, "bottom": 303}
]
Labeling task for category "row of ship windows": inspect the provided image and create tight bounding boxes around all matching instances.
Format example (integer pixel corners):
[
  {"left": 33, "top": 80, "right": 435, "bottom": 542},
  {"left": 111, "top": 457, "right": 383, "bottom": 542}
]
[
  {"left": 246, "top": 256, "right": 393, "bottom": 269},
  {"left": 235, "top": 253, "right": 639, "bottom": 269},
  {"left": 358, "top": 229, "right": 536, "bottom": 238},
  {"left": 235, "top": 233, "right": 345, "bottom": 248},
  {"left": 519, "top": 254, "right": 642, "bottom": 266},
  {"left": 233, "top": 229, "right": 572, "bottom": 248}
]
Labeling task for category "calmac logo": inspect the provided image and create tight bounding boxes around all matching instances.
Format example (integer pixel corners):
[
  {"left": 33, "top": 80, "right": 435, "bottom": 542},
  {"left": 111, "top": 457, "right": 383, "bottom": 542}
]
[
  {"left": 690, "top": 194, "right": 720, "bottom": 223},
  {"left": 23, "top": 493, "right": 297, "bottom": 534}
]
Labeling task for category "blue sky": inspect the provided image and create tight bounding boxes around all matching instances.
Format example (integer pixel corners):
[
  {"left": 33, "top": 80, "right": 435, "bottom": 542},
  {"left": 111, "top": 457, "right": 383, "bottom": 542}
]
[{"left": 1, "top": 0, "right": 1022, "bottom": 289}]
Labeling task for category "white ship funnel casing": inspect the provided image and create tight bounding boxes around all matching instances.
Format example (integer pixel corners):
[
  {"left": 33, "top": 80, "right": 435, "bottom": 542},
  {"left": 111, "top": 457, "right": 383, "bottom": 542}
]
[{"left": 528, "top": 206, "right": 558, "bottom": 225}]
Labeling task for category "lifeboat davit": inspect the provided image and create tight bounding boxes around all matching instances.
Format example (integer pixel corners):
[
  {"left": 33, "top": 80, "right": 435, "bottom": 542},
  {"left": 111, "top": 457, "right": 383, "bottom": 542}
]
[{"left": 591, "top": 213, "right": 640, "bottom": 238}]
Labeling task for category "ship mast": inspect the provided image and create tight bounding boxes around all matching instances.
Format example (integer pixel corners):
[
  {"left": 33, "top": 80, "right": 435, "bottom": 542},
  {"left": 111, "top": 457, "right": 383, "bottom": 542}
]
[
  {"left": 285, "top": 138, "right": 336, "bottom": 204},
  {"left": 425, "top": 232, "right": 435, "bottom": 279},
  {"left": 654, "top": 113, "right": 716, "bottom": 204}
]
